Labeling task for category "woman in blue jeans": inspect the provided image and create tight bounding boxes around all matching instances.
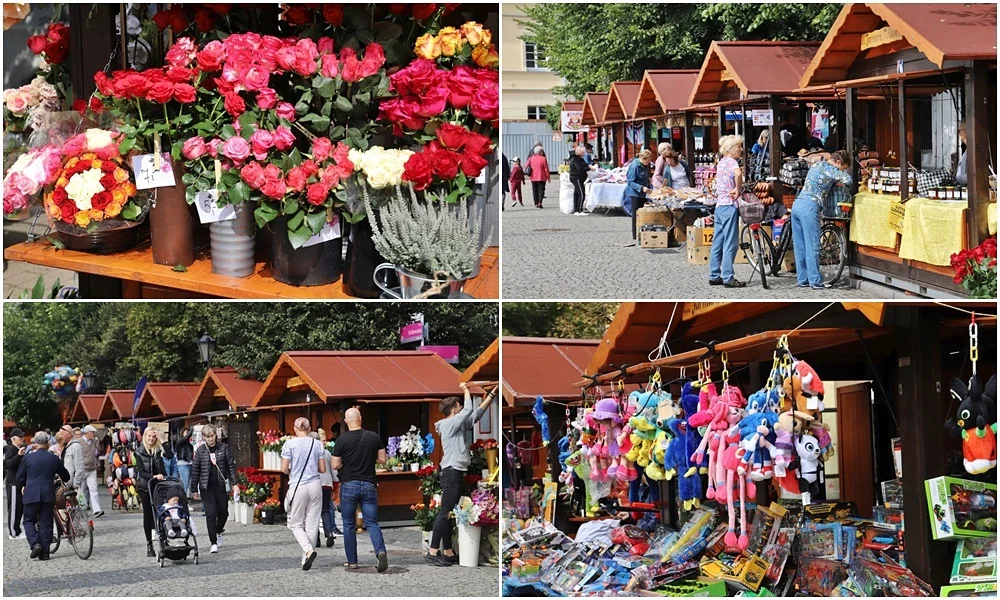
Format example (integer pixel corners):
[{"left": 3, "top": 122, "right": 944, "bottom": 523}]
[
  {"left": 174, "top": 428, "right": 194, "bottom": 495},
  {"left": 792, "top": 150, "right": 853, "bottom": 289},
  {"left": 709, "top": 135, "right": 746, "bottom": 288}
]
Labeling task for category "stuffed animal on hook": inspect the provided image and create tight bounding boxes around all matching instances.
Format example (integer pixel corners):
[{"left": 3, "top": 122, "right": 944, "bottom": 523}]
[
  {"left": 662, "top": 417, "right": 702, "bottom": 510},
  {"left": 946, "top": 374, "right": 998, "bottom": 475},
  {"left": 688, "top": 383, "right": 726, "bottom": 499},
  {"left": 795, "top": 433, "right": 823, "bottom": 506},
  {"left": 773, "top": 410, "right": 813, "bottom": 482},
  {"left": 533, "top": 396, "right": 551, "bottom": 447},
  {"left": 717, "top": 385, "right": 750, "bottom": 550},
  {"left": 737, "top": 388, "right": 780, "bottom": 481},
  {"left": 783, "top": 360, "right": 826, "bottom": 416},
  {"left": 587, "top": 398, "right": 623, "bottom": 482},
  {"left": 679, "top": 381, "right": 708, "bottom": 477},
  {"left": 645, "top": 428, "right": 669, "bottom": 481}
]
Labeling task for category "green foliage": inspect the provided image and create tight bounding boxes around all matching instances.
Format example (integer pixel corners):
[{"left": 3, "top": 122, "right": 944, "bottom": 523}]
[
  {"left": 3, "top": 302, "right": 497, "bottom": 428},
  {"left": 502, "top": 303, "right": 619, "bottom": 340},
  {"left": 519, "top": 3, "right": 840, "bottom": 99},
  {"left": 11, "top": 276, "right": 78, "bottom": 299}
]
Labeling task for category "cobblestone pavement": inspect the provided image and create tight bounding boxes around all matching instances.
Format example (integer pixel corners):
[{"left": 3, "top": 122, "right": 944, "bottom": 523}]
[
  {"left": 3, "top": 487, "right": 497, "bottom": 597},
  {"left": 502, "top": 177, "right": 881, "bottom": 300},
  {"left": 4, "top": 219, "right": 78, "bottom": 298}
]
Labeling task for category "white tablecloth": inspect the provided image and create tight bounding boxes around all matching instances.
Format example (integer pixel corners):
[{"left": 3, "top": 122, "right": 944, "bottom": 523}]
[{"left": 586, "top": 182, "right": 627, "bottom": 210}]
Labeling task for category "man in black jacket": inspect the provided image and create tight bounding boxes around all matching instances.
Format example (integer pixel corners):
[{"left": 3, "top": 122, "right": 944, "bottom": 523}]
[
  {"left": 568, "top": 145, "right": 595, "bottom": 215},
  {"left": 4, "top": 428, "right": 26, "bottom": 540},
  {"left": 16, "top": 432, "right": 71, "bottom": 560}
]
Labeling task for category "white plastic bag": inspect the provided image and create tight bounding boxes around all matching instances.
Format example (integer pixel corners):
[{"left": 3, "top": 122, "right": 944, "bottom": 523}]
[{"left": 559, "top": 173, "right": 575, "bottom": 214}]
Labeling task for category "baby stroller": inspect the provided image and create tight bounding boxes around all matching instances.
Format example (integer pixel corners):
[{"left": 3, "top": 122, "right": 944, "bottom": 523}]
[{"left": 150, "top": 477, "right": 199, "bottom": 567}]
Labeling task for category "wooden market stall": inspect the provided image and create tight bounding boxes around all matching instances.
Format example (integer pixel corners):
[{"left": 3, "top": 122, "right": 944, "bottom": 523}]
[
  {"left": 800, "top": 2, "right": 998, "bottom": 296},
  {"left": 576, "top": 301, "right": 997, "bottom": 591},
  {"left": 188, "top": 367, "right": 265, "bottom": 468},
  {"left": 134, "top": 382, "right": 201, "bottom": 420},
  {"left": 460, "top": 337, "right": 499, "bottom": 387},
  {"left": 68, "top": 394, "right": 112, "bottom": 425},
  {"left": 250, "top": 350, "right": 468, "bottom": 520},
  {"left": 104, "top": 389, "right": 136, "bottom": 421},
  {"left": 633, "top": 69, "right": 717, "bottom": 168},
  {"left": 581, "top": 92, "right": 611, "bottom": 162},
  {"left": 601, "top": 81, "right": 643, "bottom": 166}
]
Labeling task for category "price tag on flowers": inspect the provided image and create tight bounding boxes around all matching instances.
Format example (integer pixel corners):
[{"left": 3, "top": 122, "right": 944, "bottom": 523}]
[
  {"left": 194, "top": 190, "right": 236, "bottom": 224},
  {"left": 301, "top": 219, "right": 342, "bottom": 248},
  {"left": 131, "top": 153, "right": 176, "bottom": 190}
]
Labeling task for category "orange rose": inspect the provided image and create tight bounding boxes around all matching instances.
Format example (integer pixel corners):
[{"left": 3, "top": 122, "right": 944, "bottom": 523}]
[
  {"left": 113, "top": 168, "right": 129, "bottom": 183},
  {"left": 472, "top": 43, "right": 499, "bottom": 68},
  {"left": 123, "top": 181, "right": 137, "bottom": 196},
  {"left": 105, "top": 202, "right": 123, "bottom": 218},
  {"left": 74, "top": 211, "right": 91, "bottom": 228},
  {"left": 89, "top": 209, "right": 105, "bottom": 221},
  {"left": 414, "top": 33, "right": 441, "bottom": 60},
  {"left": 65, "top": 158, "right": 78, "bottom": 168},
  {"left": 81, "top": 153, "right": 96, "bottom": 161},
  {"left": 111, "top": 188, "right": 127, "bottom": 205},
  {"left": 438, "top": 27, "right": 464, "bottom": 57},
  {"left": 461, "top": 22, "right": 490, "bottom": 47},
  {"left": 46, "top": 197, "right": 60, "bottom": 218},
  {"left": 92, "top": 159, "right": 103, "bottom": 169},
  {"left": 56, "top": 176, "right": 68, "bottom": 187}
]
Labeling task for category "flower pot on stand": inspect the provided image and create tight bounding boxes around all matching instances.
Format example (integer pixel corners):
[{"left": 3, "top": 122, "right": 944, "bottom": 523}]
[
  {"left": 485, "top": 448, "right": 499, "bottom": 474},
  {"left": 149, "top": 159, "right": 195, "bottom": 267},
  {"left": 457, "top": 524, "right": 482, "bottom": 567},
  {"left": 209, "top": 202, "right": 256, "bottom": 277},
  {"left": 343, "top": 216, "right": 396, "bottom": 298},
  {"left": 373, "top": 262, "right": 479, "bottom": 300},
  {"left": 410, "top": 462, "right": 420, "bottom": 473},
  {"left": 270, "top": 215, "right": 342, "bottom": 286},
  {"left": 261, "top": 509, "right": 275, "bottom": 525}
]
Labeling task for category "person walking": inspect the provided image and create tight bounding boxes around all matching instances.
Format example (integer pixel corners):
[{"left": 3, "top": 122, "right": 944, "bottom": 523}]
[
  {"left": 15, "top": 432, "right": 71, "bottom": 561},
  {"left": 625, "top": 149, "right": 654, "bottom": 239},
  {"left": 509, "top": 158, "right": 525, "bottom": 207},
  {"left": 332, "top": 408, "right": 388, "bottom": 572},
  {"left": 792, "top": 150, "right": 853, "bottom": 289},
  {"left": 525, "top": 147, "right": 550, "bottom": 208},
  {"left": 501, "top": 153, "right": 510, "bottom": 211},
  {"left": 315, "top": 431, "right": 339, "bottom": 549},
  {"left": 135, "top": 427, "right": 167, "bottom": 557},
  {"left": 174, "top": 427, "right": 194, "bottom": 496},
  {"left": 569, "top": 145, "right": 594, "bottom": 216},
  {"left": 190, "top": 424, "right": 237, "bottom": 554},
  {"left": 662, "top": 148, "right": 693, "bottom": 190},
  {"left": 425, "top": 384, "right": 496, "bottom": 567},
  {"left": 708, "top": 135, "right": 746, "bottom": 288},
  {"left": 160, "top": 429, "right": 177, "bottom": 479},
  {"left": 281, "top": 419, "right": 325, "bottom": 571},
  {"left": 4, "top": 428, "right": 27, "bottom": 540},
  {"left": 64, "top": 425, "right": 104, "bottom": 517}
]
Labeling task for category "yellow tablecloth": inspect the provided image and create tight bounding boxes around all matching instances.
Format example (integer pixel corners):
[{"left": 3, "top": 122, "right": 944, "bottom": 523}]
[
  {"left": 850, "top": 192, "right": 899, "bottom": 249},
  {"left": 897, "top": 198, "right": 966, "bottom": 266}
]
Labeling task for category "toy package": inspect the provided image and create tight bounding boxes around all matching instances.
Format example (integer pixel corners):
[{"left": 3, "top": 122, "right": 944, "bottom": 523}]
[
  {"left": 881, "top": 478, "right": 904, "bottom": 509},
  {"left": 940, "top": 582, "right": 999, "bottom": 597},
  {"left": 793, "top": 558, "right": 848, "bottom": 596},
  {"left": 744, "top": 503, "right": 787, "bottom": 557},
  {"left": 802, "top": 501, "right": 858, "bottom": 522},
  {"left": 891, "top": 437, "right": 902, "bottom": 478},
  {"left": 761, "top": 527, "right": 796, "bottom": 583},
  {"left": 797, "top": 522, "right": 843, "bottom": 560},
  {"left": 925, "top": 476, "right": 998, "bottom": 540},
  {"left": 951, "top": 538, "right": 999, "bottom": 584},
  {"left": 873, "top": 506, "right": 905, "bottom": 529},
  {"left": 719, "top": 554, "right": 771, "bottom": 592}
]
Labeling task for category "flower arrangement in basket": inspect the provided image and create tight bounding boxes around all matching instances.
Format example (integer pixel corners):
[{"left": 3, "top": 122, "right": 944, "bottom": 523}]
[
  {"left": 951, "top": 237, "right": 997, "bottom": 299},
  {"left": 453, "top": 487, "right": 499, "bottom": 528},
  {"left": 235, "top": 467, "right": 273, "bottom": 506},
  {"left": 412, "top": 499, "right": 440, "bottom": 532}
]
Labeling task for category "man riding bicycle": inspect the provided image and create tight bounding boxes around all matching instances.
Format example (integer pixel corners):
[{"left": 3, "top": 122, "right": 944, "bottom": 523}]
[{"left": 15, "top": 432, "right": 71, "bottom": 561}]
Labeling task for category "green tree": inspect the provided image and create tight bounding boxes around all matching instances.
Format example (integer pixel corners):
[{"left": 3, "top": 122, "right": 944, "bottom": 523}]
[
  {"left": 519, "top": 3, "right": 840, "bottom": 99},
  {"left": 503, "top": 303, "right": 618, "bottom": 339}
]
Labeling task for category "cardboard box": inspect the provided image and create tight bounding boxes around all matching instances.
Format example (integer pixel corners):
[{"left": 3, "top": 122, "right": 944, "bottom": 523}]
[
  {"left": 951, "top": 538, "right": 998, "bottom": 583},
  {"left": 640, "top": 230, "right": 670, "bottom": 249},
  {"left": 925, "top": 476, "right": 997, "bottom": 540},
  {"left": 688, "top": 244, "right": 711, "bottom": 266},
  {"left": 940, "top": 582, "right": 998, "bottom": 597},
  {"left": 687, "top": 226, "right": 714, "bottom": 247}
]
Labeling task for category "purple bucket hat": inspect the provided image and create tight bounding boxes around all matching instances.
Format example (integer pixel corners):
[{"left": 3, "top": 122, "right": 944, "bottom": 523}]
[{"left": 590, "top": 398, "right": 622, "bottom": 422}]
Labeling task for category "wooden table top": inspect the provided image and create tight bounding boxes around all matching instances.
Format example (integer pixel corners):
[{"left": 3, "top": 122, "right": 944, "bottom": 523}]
[{"left": 4, "top": 239, "right": 499, "bottom": 300}]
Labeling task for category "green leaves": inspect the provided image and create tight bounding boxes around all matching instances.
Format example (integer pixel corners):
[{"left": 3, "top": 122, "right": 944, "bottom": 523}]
[
  {"left": 118, "top": 137, "right": 136, "bottom": 155},
  {"left": 254, "top": 202, "right": 279, "bottom": 229},
  {"left": 46, "top": 235, "right": 65, "bottom": 250},
  {"left": 299, "top": 113, "right": 331, "bottom": 133},
  {"left": 314, "top": 76, "right": 338, "bottom": 100},
  {"left": 220, "top": 124, "right": 237, "bottom": 140},
  {"left": 172, "top": 264, "right": 188, "bottom": 272},
  {"left": 286, "top": 222, "right": 313, "bottom": 249},
  {"left": 295, "top": 90, "right": 314, "bottom": 115},
  {"left": 334, "top": 95, "right": 354, "bottom": 114},
  {"left": 306, "top": 209, "right": 328, "bottom": 234},
  {"left": 120, "top": 202, "right": 142, "bottom": 220},
  {"left": 228, "top": 181, "right": 250, "bottom": 204}
]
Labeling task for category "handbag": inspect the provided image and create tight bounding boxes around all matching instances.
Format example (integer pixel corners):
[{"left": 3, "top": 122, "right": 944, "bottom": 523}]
[
  {"left": 284, "top": 439, "right": 315, "bottom": 513},
  {"left": 524, "top": 163, "right": 533, "bottom": 177},
  {"left": 215, "top": 463, "right": 232, "bottom": 493}
]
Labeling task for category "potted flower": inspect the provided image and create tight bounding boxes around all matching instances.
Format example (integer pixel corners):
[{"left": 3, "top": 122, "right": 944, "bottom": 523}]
[
  {"left": 388, "top": 457, "right": 404, "bottom": 472},
  {"left": 951, "top": 237, "right": 997, "bottom": 299},
  {"left": 412, "top": 500, "right": 440, "bottom": 551},
  {"left": 452, "top": 487, "right": 499, "bottom": 567},
  {"left": 257, "top": 430, "right": 284, "bottom": 471},
  {"left": 416, "top": 465, "right": 441, "bottom": 499},
  {"left": 259, "top": 499, "right": 280, "bottom": 525},
  {"left": 396, "top": 425, "right": 426, "bottom": 471}
]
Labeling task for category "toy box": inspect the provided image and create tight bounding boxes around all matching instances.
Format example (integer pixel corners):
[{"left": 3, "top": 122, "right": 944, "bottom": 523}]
[
  {"left": 950, "top": 538, "right": 998, "bottom": 584},
  {"left": 719, "top": 554, "right": 770, "bottom": 592},
  {"left": 803, "top": 501, "right": 859, "bottom": 522},
  {"left": 925, "top": 476, "right": 998, "bottom": 540},
  {"left": 794, "top": 558, "right": 848, "bottom": 596},
  {"left": 940, "top": 582, "right": 999, "bottom": 597},
  {"left": 641, "top": 576, "right": 728, "bottom": 597},
  {"left": 881, "top": 478, "right": 904, "bottom": 509}
]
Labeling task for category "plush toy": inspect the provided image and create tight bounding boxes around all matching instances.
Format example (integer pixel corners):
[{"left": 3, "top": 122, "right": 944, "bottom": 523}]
[
  {"left": 773, "top": 410, "right": 813, "bottom": 483},
  {"left": 646, "top": 429, "right": 669, "bottom": 481},
  {"left": 662, "top": 417, "right": 701, "bottom": 510},
  {"left": 783, "top": 360, "right": 826, "bottom": 416},
  {"left": 795, "top": 433, "right": 823, "bottom": 506},
  {"left": 737, "top": 389, "right": 780, "bottom": 481},
  {"left": 586, "top": 398, "right": 623, "bottom": 481},
  {"left": 533, "top": 396, "right": 551, "bottom": 447},
  {"left": 679, "top": 382, "right": 707, "bottom": 477},
  {"left": 689, "top": 383, "right": 726, "bottom": 498},
  {"left": 946, "top": 374, "right": 998, "bottom": 475},
  {"left": 716, "top": 385, "right": 749, "bottom": 549}
]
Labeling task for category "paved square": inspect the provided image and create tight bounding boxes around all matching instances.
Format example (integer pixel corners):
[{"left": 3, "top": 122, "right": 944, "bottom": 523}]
[{"left": 501, "top": 178, "right": 881, "bottom": 300}]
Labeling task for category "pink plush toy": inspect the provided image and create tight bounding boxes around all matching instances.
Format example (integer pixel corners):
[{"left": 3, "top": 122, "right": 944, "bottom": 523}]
[
  {"left": 716, "top": 385, "right": 750, "bottom": 550},
  {"left": 589, "top": 398, "right": 623, "bottom": 481}
]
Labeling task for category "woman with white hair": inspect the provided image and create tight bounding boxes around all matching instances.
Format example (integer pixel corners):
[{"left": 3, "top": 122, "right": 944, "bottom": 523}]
[
  {"left": 282, "top": 417, "right": 327, "bottom": 571},
  {"left": 708, "top": 135, "right": 745, "bottom": 288},
  {"left": 651, "top": 142, "right": 673, "bottom": 189},
  {"left": 190, "top": 424, "right": 237, "bottom": 555}
]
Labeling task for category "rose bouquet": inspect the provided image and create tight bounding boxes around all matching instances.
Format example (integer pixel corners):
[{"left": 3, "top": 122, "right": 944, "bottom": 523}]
[
  {"left": 26, "top": 21, "right": 72, "bottom": 101},
  {"left": 256, "top": 430, "right": 285, "bottom": 452},
  {"left": 417, "top": 465, "right": 442, "bottom": 497},
  {"left": 236, "top": 467, "right": 273, "bottom": 506},
  {"left": 412, "top": 500, "right": 440, "bottom": 532},
  {"left": 4, "top": 145, "right": 61, "bottom": 220},
  {"left": 3, "top": 76, "right": 62, "bottom": 134},
  {"left": 42, "top": 129, "right": 144, "bottom": 232},
  {"left": 951, "top": 237, "right": 997, "bottom": 299}
]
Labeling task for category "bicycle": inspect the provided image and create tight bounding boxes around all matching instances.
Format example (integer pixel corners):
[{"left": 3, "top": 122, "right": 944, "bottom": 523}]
[
  {"left": 49, "top": 483, "right": 94, "bottom": 559},
  {"left": 739, "top": 199, "right": 848, "bottom": 289}
]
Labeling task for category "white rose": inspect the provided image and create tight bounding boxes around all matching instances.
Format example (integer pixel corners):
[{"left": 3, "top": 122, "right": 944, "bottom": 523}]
[
  {"left": 64, "top": 168, "right": 105, "bottom": 210},
  {"left": 84, "top": 128, "right": 114, "bottom": 150}
]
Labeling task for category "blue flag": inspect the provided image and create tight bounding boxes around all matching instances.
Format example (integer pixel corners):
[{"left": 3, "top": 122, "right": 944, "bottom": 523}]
[{"left": 132, "top": 377, "right": 148, "bottom": 422}]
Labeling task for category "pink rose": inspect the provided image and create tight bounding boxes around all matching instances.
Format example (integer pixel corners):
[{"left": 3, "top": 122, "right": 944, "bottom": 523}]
[
  {"left": 306, "top": 182, "right": 329, "bottom": 206},
  {"left": 312, "top": 137, "right": 333, "bottom": 162},
  {"left": 207, "top": 138, "right": 223, "bottom": 158},
  {"left": 285, "top": 165, "right": 309, "bottom": 192},
  {"left": 256, "top": 87, "right": 277, "bottom": 110},
  {"left": 196, "top": 40, "right": 226, "bottom": 71},
  {"left": 222, "top": 136, "right": 251, "bottom": 163},
  {"left": 272, "top": 126, "right": 295, "bottom": 151},
  {"left": 61, "top": 135, "right": 87, "bottom": 157},
  {"left": 320, "top": 54, "right": 339, "bottom": 78},
  {"left": 359, "top": 43, "right": 385, "bottom": 78},
  {"left": 469, "top": 81, "right": 498, "bottom": 122},
  {"left": 261, "top": 178, "right": 286, "bottom": 200},
  {"left": 6, "top": 92, "right": 29, "bottom": 114},
  {"left": 416, "top": 84, "right": 449, "bottom": 118},
  {"left": 182, "top": 137, "right": 208, "bottom": 160},
  {"left": 275, "top": 102, "right": 296, "bottom": 122},
  {"left": 241, "top": 65, "right": 270, "bottom": 91},
  {"left": 165, "top": 37, "right": 197, "bottom": 68},
  {"left": 447, "top": 66, "right": 478, "bottom": 109},
  {"left": 275, "top": 47, "right": 297, "bottom": 72},
  {"left": 318, "top": 37, "right": 335, "bottom": 55},
  {"left": 240, "top": 161, "right": 266, "bottom": 190},
  {"left": 250, "top": 129, "right": 274, "bottom": 160}
]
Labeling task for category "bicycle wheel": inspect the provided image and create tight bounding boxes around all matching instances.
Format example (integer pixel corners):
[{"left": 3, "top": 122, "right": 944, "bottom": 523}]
[
  {"left": 819, "top": 223, "right": 847, "bottom": 284},
  {"left": 67, "top": 506, "right": 94, "bottom": 560},
  {"left": 50, "top": 516, "right": 61, "bottom": 554},
  {"left": 751, "top": 230, "right": 769, "bottom": 289},
  {"left": 740, "top": 225, "right": 773, "bottom": 287}
]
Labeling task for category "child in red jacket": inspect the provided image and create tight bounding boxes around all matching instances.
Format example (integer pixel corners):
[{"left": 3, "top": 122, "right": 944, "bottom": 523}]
[{"left": 509, "top": 157, "right": 525, "bottom": 207}]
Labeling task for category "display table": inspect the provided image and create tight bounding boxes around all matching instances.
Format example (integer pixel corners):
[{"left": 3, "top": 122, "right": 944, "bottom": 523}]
[
  {"left": 850, "top": 192, "right": 967, "bottom": 266},
  {"left": 585, "top": 181, "right": 627, "bottom": 210},
  {"left": 3, "top": 239, "right": 499, "bottom": 299}
]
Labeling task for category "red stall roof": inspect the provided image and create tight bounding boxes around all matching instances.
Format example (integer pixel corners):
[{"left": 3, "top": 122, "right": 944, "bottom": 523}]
[
  {"left": 501, "top": 337, "right": 600, "bottom": 406},
  {"left": 190, "top": 368, "right": 263, "bottom": 415},
  {"left": 561, "top": 101, "right": 584, "bottom": 112},
  {"left": 633, "top": 70, "right": 701, "bottom": 119},
  {"left": 76, "top": 394, "right": 114, "bottom": 423},
  {"left": 253, "top": 351, "right": 465, "bottom": 408},
  {"left": 602, "top": 81, "right": 642, "bottom": 122},
  {"left": 690, "top": 41, "right": 822, "bottom": 105},
  {"left": 801, "top": 3, "right": 998, "bottom": 88},
  {"left": 105, "top": 390, "right": 136, "bottom": 419},
  {"left": 581, "top": 92, "right": 610, "bottom": 126},
  {"left": 461, "top": 338, "right": 499, "bottom": 384},
  {"left": 136, "top": 383, "right": 200, "bottom": 419}
]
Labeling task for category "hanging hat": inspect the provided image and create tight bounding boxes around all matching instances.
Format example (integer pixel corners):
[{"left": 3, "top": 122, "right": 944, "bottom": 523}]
[{"left": 590, "top": 398, "right": 622, "bottom": 422}]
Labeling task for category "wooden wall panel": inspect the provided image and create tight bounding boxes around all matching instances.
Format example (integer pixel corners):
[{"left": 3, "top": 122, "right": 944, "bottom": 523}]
[{"left": 835, "top": 383, "right": 876, "bottom": 518}]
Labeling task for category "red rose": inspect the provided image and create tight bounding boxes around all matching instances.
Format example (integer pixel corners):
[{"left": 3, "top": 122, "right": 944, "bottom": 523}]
[
  {"left": 101, "top": 161, "right": 117, "bottom": 173},
  {"left": 91, "top": 190, "right": 113, "bottom": 211},
  {"left": 51, "top": 188, "right": 68, "bottom": 206},
  {"left": 312, "top": 137, "right": 333, "bottom": 162},
  {"left": 194, "top": 9, "right": 216, "bottom": 33},
  {"left": 27, "top": 34, "right": 47, "bottom": 55},
  {"left": 360, "top": 43, "right": 386, "bottom": 79},
  {"left": 403, "top": 152, "right": 434, "bottom": 191},
  {"left": 390, "top": 59, "right": 442, "bottom": 96},
  {"left": 284, "top": 6, "right": 312, "bottom": 25},
  {"left": 204, "top": 4, "right": 232, "bottom": 14},
  {"left": 464, "top": 132, "right": 493, "bottom": 157},
  {"left": 100, "top": 174, "right": 117, "bottom": 190},
  {"left": 173, "top": 83, "right": 197, "bottom": 103},
  {"left": 89, "top": 96, "right": 104, "bottom": 114},
  {"left": 469, "top": 82, "right": 498, "bottom": 122},
  {"left": 261, "top": 178, "right": 287, "bottom": 200},
  {"left": 73, "top": 98, "right": 87, "bottom": 116},
  {"left": 433, "top": 150, "right": 461, "bottom": 180},
  {"left": 435, "top": 123, "right": 470, "bottom": 151},
  {"left": 240, "top": 161, "right": 267, "bottom": 190},
  {"left": 416, "top": 84, "right": 449, "bottom": 118},
  {"left": 412, "top": 4, "right": 437, "bottom": 20},
  {"left": 153, "top": 7, "right": 188, "bottom": 33},
  {"left": 322, "top": 5, "right": 343, "bottom": 26},
  {"left": 459, "top": 151, "right": 488, "bottom": 178},
  {"left": 285, "top": 165, "right": 309, "bottom": 193},
  {"left": 306, "top": 182, "right": 329, "bottom": 206},
  {"left": 379, "top": 97, "right": 426, "bottom": 132},
  {"left": 94, "top": 72, "right": 114, "bottom": 96},
  {"left": 223, "top": 93, "right": 246, "bottom": 118},
  {"left": 447, "top": 66, "right": 479, "bottom": 109},
  {"left": 256, "top": 87, "right": 278, "bottom": 110},
  {"left": 146, "top": 80, "right": 175, "bottom": 104},
  {"left": 113, "top": 72, "right": 151, "bottom": 99},
  {"left": 196, "top": 40, "right": 226, "bottom": 71},
  {"left": 388, "top": 4, "right": 409, "bottom": 14},
  {"left": 60, "top": 202, "right": 77, "bottom": 223}
]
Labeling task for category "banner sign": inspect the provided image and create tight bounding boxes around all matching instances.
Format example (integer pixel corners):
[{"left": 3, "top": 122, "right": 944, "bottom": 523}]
[
  {"left": 400, "top": 322, "right": 424, "bottom": 345},
  {"left": 561, "top": 111, "right": 588, "bottom": 133},
  {"left": 419, "top": 345, "right": 460, "bottom": 364}
]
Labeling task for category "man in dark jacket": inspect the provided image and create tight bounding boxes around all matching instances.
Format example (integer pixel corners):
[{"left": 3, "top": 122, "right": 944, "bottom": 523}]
[
  {"left": 16, "top": 432, "right": 71, "bottom": 560},
  {"left": 568, "top": 145, "right": 595, "bottom": 215},
  {"left": 501, "top": 154, "right": 510, "bottom": 211},
  {"left": 5, "top": 428, "right": 26, "bottom": 539},
  {"left": 174, "top": 428, "right": 194, "bottom": 496}
]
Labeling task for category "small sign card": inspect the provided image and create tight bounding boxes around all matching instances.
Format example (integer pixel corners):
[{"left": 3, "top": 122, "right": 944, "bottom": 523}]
[
  {"left": 132, "top": 153, "right": 177, "bottom": 190},
  {"left": 751, "top": 109, "right": 774, "bottom": 127},
  {"left": 301, "top": 219, "right": 342, "bottom": 248},
  {"left": 194, "top": 190, "right": 237, "bottom": 224}
]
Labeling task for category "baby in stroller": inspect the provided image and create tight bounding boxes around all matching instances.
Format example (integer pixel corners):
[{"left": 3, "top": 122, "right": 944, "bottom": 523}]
[{"left": 157, "top": 495, "right": 190, "bottom": 538}]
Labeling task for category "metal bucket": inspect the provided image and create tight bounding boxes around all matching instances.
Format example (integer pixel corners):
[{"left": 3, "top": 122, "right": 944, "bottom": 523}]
[
  {"left": 209, "top": 203, "right": 256, "bottom": 278},
  {"left": 373, "top": 263, "right": 477, "bottom": 299}
]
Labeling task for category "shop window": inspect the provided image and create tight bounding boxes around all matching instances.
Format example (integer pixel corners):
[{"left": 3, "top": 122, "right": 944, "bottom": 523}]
[
  {"left": 527, "top": 106, "right": 547, "bottom": 121},
  {"left": 525, "top": 42, "right": 547, "bottom": 70}
]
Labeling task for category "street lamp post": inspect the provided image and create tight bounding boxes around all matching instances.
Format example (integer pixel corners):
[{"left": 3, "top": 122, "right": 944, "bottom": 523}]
[
  {"left": 197, "top": 333, "right": 217, "bottom": 367},
  {"left": 82, "top": 370, "right": 97, "bottom": 392}
]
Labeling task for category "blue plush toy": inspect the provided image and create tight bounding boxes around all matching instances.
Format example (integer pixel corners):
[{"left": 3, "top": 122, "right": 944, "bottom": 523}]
[
  {"left": 534, "top": 396, "right": 550, "bottom": 447},
  {"left": 661, "top": 417, "right": 702, "bottom": 510},
  {"left": 679, "top": 381, "right": 707, "bottom": 476},
  {"left": 736, "top": 388, "right": 780, "bottom": 480}
]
